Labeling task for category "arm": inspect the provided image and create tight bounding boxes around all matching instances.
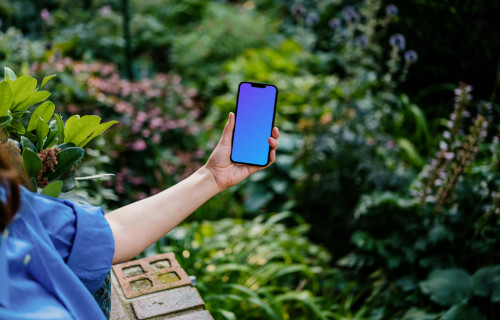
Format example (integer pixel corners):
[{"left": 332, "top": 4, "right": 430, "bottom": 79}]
[{"left": 105, "top": 112, "right": 279, "bottom": 263}]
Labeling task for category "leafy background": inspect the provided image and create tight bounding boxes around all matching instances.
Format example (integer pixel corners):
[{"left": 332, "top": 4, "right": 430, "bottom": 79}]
[{"left": 1, "top": 0, "right": 499, "bottom": 319}]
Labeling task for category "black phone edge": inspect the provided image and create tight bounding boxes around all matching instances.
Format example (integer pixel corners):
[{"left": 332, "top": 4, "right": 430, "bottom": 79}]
[{"left": 230, "top": 81, "right": 279, "bottom": 167}]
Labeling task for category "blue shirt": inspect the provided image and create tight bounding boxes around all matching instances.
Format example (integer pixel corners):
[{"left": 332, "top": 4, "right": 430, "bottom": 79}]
[{"left": 0, "top": 186, "right": 115, "bottom": 319}]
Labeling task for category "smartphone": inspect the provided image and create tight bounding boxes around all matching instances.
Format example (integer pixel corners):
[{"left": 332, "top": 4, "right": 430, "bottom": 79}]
[{"left": 231, "top": 81, "right": 278, "bottom": 166}]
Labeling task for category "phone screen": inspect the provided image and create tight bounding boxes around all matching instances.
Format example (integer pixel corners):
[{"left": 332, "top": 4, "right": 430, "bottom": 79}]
[{"left": 231, "top": 82, "right": 278, "bottom": 166}]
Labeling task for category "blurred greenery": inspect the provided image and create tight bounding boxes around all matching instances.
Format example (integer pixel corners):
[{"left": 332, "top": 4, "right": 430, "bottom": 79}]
[{"left": 1, "top": 0, "right": 499, "bottom": 318}]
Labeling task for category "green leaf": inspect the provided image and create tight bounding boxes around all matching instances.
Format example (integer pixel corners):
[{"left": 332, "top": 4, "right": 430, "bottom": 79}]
[
  {"left": 24, "top": 131, "right": 37, "bottom": 145},
  {"left": 0, "top": 81, "right": 13, "bottom": 116},
  {"left": 4, "top": 67, "right": 16, "bottom": 81},
  {"left": 14, "top": 90, "right": 50, "bottom": 112},
  {"left": 64, "top": 115, "right": 101, "bottom": 146},
  {"left": 40, "top": 74, "right": 56, "bottom": 89},
  {"left": 21, "top": 136, "right": 37, "bottom": 152},
  {"left": 58, "top": 142, "right": 76, "bottom": 151},
  {"left": 401, "top": 308, "right": 438, "bottom": 320},
  {"left": 60, "top": 171, "right": 76, "bottom": 192},
  {"left": 40, "top": 181, "right": 63, "bottom": 198},
  {"left": 36, "top": 120, "right": 49, "bottom": 151},
  {"left": 63, "top": 115, "right": 79, "bottom": 140},
  {"left": 11, "top": 110, "right": 30, "bottom": 119},
  {"left": 8, "top": 119, "right": 25, "bottom": 134},
  {"left": 397, "top": 137, "right": 424, "bottom": 168},
  {"left": 441, "top": 305, "right": 487, "bottom": 320},
  {"left": 43, "top": 129, "right": 58, "bottom": 150},
  {"left": 55, "top": 113, "right": 64, "bottom": 143},
  {"left": 46, "top": 147, "right": 84, "bottom": 181},
  {"left": 11, "top": 75, "right": 37, "bottom": 106},
  {"left": 79, "top": 120, "right": 118, "bottom": 147},
  {"left": 471, "top": 265, "right": 500, "bottom": 301},
  {"left": 28, "top": 101, "right": 55, "bottom": 131},
  {"left": 419, "top": 269, "right": 472, "bottom": 307},
  {"left": 22, "top": 148, "right": 42, "bottom": 179},
  {"left": 0, "top": 114, "right": 12, "bottom": 128}
]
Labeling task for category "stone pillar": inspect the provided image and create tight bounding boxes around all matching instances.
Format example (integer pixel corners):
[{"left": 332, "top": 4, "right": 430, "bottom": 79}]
[{"left": 110, "top": 252, "right": 213, "bottom": 320}]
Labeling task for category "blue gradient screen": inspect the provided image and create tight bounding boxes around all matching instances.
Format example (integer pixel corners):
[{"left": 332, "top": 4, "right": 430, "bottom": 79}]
[{"left": 231, "top": 82, "right": 277, "bottom": 166}]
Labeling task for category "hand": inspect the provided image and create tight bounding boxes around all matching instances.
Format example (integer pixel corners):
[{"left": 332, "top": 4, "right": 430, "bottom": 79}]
[{"left": 204, "top": 112, "right": 280, "bottom": 192}]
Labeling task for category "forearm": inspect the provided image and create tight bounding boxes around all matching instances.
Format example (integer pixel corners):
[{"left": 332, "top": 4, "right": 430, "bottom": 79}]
[{"left": 105, "top": 166, "right": 220, "bottom": 264}]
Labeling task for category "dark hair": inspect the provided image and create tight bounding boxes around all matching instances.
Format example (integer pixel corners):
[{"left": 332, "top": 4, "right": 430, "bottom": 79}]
[{"left": 0, "top": 142, "right": 21, "bottom": 231}]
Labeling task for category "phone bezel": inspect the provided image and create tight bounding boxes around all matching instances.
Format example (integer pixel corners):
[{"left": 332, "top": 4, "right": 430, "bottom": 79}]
[{"left": 230, "top": 81, "right": 278, "bottom": 167}]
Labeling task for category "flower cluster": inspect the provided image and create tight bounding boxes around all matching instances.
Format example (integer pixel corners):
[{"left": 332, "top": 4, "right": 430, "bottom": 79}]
[
  {"left": 31, "top": 57, "right": 208, "bottom": 202},
  {"left": 37, "top": 147, "right": 60, "bottom": 188},
  {"left": 416, "top": 83, "right": 490, "bottom": 211}
]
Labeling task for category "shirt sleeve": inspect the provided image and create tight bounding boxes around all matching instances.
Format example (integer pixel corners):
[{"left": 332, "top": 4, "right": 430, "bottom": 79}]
[{"left": 30, "top": 190, "right": 115, "bottom": 294}]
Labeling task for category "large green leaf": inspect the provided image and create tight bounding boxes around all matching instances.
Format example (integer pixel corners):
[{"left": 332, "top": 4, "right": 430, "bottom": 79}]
[
  {"left": 8, "top": 119, "right": 25, "bottom": 134},
  {"left": 64, "top": 115, "right": 101, "bottom": 146},
  {"left": 40, "top": 74, "right": 56, "bottom": 89},
  {"left": 63, "top": 115, "right": 80, "bottom": 140},
  {"left": 0, "top": 114, "right": 12, "bottom": 128},
  {"left": 22, "top": 148, "right": 42, "bottom": 179},
  {"left": 4, "top": 67, "right": 16, "bottom": 81},
  {"left": 0, "top": 81, "right": 13, "bottom": 116},
  {"left": 14, "top": 90, "right": 51, "bottom": 112},
  {"left": 46, "top": 147, "right": 84, "bottom": 181},
  {"left": 419, "top": 269, "right": 472, "bottom": 307},
  {"left": 28, "top": 101, "right": 55, "bottom": 131},
  {"left": 40, "top": 180, "right": 63, "bottom": 198},
  {"left": 11, "top": 75, "right": 37, "bottom": 106},
  {"left": 471, "top": 265, "right": 500, "bottom": 302},
  {"left": 79, "top": 120, "right": 118, "bottom": 147},
  {"left": 21, "top": 136, "right": 37, "bottom": 152},
  {"left": 441, "top": 305, "right": 487, "bottom": 320},
  {"left": 36, "top": 120, "right": 49, "bottom": 151}
]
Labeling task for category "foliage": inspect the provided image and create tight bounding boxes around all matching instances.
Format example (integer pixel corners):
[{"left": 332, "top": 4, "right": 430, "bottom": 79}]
[
  {"left": 0, "top": 28, "right": 45, "bottom": 73},
  {"left": 152, "top": 212, "right": 369, "bottom": 320},
  {"left": 0, "top": 67, "right": 116, "bottom": 197},
  {"left": 344, "top": 86, "right": 500, "bottom": 318},
  {"left": 2, "top": 0, "right": 500, "bottom": 319}
]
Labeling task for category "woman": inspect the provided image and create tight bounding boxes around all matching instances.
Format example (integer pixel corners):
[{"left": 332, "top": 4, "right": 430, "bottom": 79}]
[{"left": 0, "top": 112, "right": 279, "bottom": 319}]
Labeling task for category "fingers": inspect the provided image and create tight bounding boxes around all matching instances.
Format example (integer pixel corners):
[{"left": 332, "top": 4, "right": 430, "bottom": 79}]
[
  {"left": 219, "top": 112, "right": 235, "bottom": 146},
  {"left": 268, "top": 137, "right": 279, "bottom": 150},
  {"left": 272, "top": 127, "right": 279, "bottom": 139}
]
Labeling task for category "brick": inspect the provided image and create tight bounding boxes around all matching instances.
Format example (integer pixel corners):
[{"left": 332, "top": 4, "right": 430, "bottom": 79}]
[
  {"left": 131, "top": 287, "right": 205, "bottom": 319},
  {"left": 112, "top": 253, "right": 192, "bottom": 299},
  {"left": 166, "top": 310, "right": 214, "bottom": 320}
]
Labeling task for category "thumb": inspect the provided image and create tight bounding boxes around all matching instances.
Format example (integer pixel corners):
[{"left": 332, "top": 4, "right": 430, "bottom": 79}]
[{"left": 219, "top": 112, "right": 235, "bottom": 146}]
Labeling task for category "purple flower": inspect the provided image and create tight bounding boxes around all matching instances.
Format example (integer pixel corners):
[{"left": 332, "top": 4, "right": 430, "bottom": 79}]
[
  {"left": 306, "top": 12, "right": 319, "bottom": 26},
  {"left": 328, "top": 18, "right": 342, "bottom": 29},
  {"left": 342, "top": 6, "right": 360, "bottom": 24},
  {"left": 385, "top": 4, "right": 398, "bottom": 16},
  {"left": 291, "top": 4, "right": 306, "bottom": 17},
  {"left": 404, "top": 50, "right": 418, "bottom": 64},
  {"left": 355, "top": 35, "right": 368, "bottom": 47},
  {"left": 389, "top": 34, "right": 406, "bottom": 50}
]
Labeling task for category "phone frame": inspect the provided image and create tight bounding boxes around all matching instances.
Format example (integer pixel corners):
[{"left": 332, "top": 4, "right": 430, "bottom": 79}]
[{"left": 230, "top": 81, "right": 278, "bottom": 167}]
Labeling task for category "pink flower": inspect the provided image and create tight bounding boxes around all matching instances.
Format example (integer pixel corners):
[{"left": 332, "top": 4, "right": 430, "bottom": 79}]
[
  {"left": 136, "top": 111, "right": 148, "bottom": 124},
  {"left": 100, "top": 5, "right": 111, "bottom": 15},
  {"left": 149, "top": 117, "right": 163, "bottom": 129},
  {"left": 40, "top": 9, "right": 54, "bottom": 25},
  {"left": 142, "top": 129, "right": 151, "bottom": 138},
  {"left": 150, "top": 188, "right": 160, "bottom": 195},
  {"left": 131, "top": 139, "right": 147, "bottom": 151},
  {"left": 136, "top": 192, "right": 147, "bottom": 200},
  {"left": 152, "top": 134, "right": 161, "bottom": 144}
]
